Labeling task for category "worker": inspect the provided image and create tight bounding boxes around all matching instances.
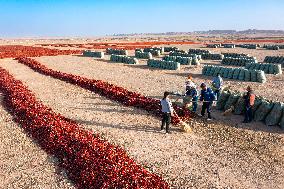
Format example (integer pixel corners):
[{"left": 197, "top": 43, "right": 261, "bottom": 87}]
[
  {"left": 183, "top": 75, "right": 197, "bottom": 109},
  {"left": 212, "top": 73, "right": 223, "bottom": 100},
  {"left": 199, "top": 83, "right": 216, "bottom": 120},
  {"left": 160, "top": 91, "right": 174, "bottom": 134},
  {"left": 243, "top": 86, "right": 255, "bottom": 123},
  {"left": 185, "top": 75, "right": 196, "bottom": 89},
  {"left": 184, "top": 85, "right": 199, "bottom": 112}
]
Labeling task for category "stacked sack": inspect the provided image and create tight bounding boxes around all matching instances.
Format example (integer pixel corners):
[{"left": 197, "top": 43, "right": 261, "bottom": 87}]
[
  {"left": 236, "top": 44, "right": 260, "bottom": 49},
  {"left": 164, "top": 46, "right": 179, "bottom": 52},
  {"left": 163, "top": 55, "right": 192, "bottom": 65},
  {"left": 135, "top": 51, "right": 152, "bottom": 59},
  {"left": 222, "top": 53, "right": 251, "bottom": 58},
  {"left": 147, "top": 59, "right": 180, "bottom": 70},
  {"left": 221, "top": 57, "right": 258, "bottom": 66},
  {"left": 202, "top": 65, "right": 266, "bottom": 83},
  {"left": 188, "top": 49, "right": 211, "bottom": 54},
  {"left": 263, "top": 44, "right": 284, "bottom": 50},
  {"left": 245, "top": 63, "right": 282, "bottom": 75},
  {"left": 106, "top": 48, "right": 128, "bottom": 55},
  {"left": 223, "top": 44, "right": 236, "bottom": 48},
  {"left": 264, "top": 56, "right": 284, "bottom": 66},
  {"left": 143, "top": 47, "right": 164, "bottom": 56},
  {"left": 201, "top": 53, "right": 224, "bottom": 60},
  {"left": 169, "top": 51, "right": 202, "bottom": 60},
  {"left": 83, "top": 50, "right": 104, "bottom": 58},
  {"left": 110, "top": 55, "right": 139, "bottom": 64},
  {"left": 217, "top": 90, "right": 284, "bottom": 129},
  {"left": 206, "top": 44, "right": 222, "bottom": 48}
]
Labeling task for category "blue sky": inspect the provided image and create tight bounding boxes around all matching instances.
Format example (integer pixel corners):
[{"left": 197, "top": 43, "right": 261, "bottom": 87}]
[{"left": 0, "top": 0, "right": 283, "bottom": 37}]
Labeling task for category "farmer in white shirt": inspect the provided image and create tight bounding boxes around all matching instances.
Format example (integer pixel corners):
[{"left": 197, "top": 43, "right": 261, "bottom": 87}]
[{"left": 160, "top": 91, "right": 174, "bottom": 134}]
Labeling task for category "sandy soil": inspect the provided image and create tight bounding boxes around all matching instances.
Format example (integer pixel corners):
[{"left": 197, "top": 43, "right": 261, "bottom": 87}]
[
  {"left": 0, "top": 92, "right": 75, "bottom": 188},
  {"left": 1, "top": 58, "right": 284, "bottom": 188}
]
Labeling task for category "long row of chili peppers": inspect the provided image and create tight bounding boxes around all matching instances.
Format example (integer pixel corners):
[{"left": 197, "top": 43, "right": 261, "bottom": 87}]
[
  {"left": 0, "top": 45, "right": 81, "bottom": 59},
  {"left": 0, "top": 66, "right": 170, "bottom": 188},
  {"left": 15, "top": 57, "right": 192, "bottom": 124}
]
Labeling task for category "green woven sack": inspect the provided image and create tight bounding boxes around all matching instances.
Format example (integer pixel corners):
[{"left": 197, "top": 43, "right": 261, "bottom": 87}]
[{"left": 265, "top": 102, "right": 284, "bottom": 126}]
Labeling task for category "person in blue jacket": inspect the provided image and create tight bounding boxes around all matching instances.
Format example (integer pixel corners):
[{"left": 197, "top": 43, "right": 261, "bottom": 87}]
[
  {"left": 212, "top": 73, "right": 223, "bottom": 100},
  {"left": 199, "top": 83, "right": 216, "bottom": 120}
]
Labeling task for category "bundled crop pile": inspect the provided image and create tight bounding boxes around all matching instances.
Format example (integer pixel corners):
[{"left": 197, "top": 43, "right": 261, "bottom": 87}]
[
  {"left": 164, "top": 46, "right": 179, "bottom": 52},
  {"left": 217, "top": 90, "right": 284, "bottom": 128},
  {"left": 201, "top": 53, "right": 224, "bottom": 60},
  {"left": 245, "top": 63, "right": 282, "bottom": 75},
  {"left": 163, "top": 55, "right": 192, "bottom": 65},
  {"left": 202, "top": 65, "right": 266, "bottom": 83},
  {"left": 106, "top": 48, "right": 128, "bottom": 55},
  {"left": 223, "top": 44, "right": 236, "bottom": 48},
  {"left": 206, "top": 44, "right": 222, "bottom": 48},
  {"left": 83, "top": 50, "right": 104, "bottom": 58},
  {"left": 221, "top": 57, "right": 258, "bottom": 66},
  {"left": 135, "top": 51, "right": 152, "bottom": 59},
  {"left": 169, "top": 51, "right": 202, "bottom": 61},
  {"left": 222, "top": 52, "right": 251, "bottom": 58},
  {"left": 188, "top": 49, "right": 211, "bottom": 54},
  {"left": 236, "top": 44, "right": 260, "bottom": 49},
  {"left": 264, "top": 56, "right": 284, "bottom": 66},
  {"left": 263, "top": 44, "right": 284, "bottom": 50},
  {"left": 110, "top": 55, "right": 139, "bottom": 64},
  {"left": 143, "top": 47, "right": 164, "bottom": 56},
  {"left": 147, "top": 59, "right": 180, "bottom": 70}
]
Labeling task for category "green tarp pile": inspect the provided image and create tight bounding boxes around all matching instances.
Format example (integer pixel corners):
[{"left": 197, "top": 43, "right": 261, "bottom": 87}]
[
  {"left": 135, "top": 51, "right": 152, "bottom": 59},
  {"left": 221, "top": 57, "right": 258, "bottom": 66},
  {"left": 83, "top": 50, "right": 104, "bottom": 58},
  {"left": 202, "top": 65, "right": 266, "bottom": 83},
  {"left": 110, "top": 55, "right": 139, "bottom": 64},
  {"left": 147, "top": 59, "right": 180, "bottom": 70},
  {"left": 245, "top": 63, "right": 282, "bottom": 75},
  {"left": 163, "top": 55, "right": 192, "bottom": 65},
  {"left": 106, "top": 48, "right": 128, "bottom": 55}
]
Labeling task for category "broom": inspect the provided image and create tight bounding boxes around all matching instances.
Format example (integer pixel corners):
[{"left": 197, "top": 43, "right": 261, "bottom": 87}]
[{"left": 173, "top": 111, "right": 192, "bottom": 133}]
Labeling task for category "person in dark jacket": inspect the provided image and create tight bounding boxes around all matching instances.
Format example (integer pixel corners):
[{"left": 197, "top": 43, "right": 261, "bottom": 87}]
[
  {"left": 199, "top": 83, "right": 216, "bottom": 120},
  {"left": 243, "top": 86, "right": 255, "bottom": 123},
  {"left": 160, "top": 91, "right": 174, "bottom": 133}
]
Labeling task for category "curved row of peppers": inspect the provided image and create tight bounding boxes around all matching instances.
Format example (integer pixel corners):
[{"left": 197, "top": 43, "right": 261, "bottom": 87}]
[
  {"left": 0, "top": 67, "right": 170, "bottom": 189},
  {"left": 15, "top": 57, "right": 192, "bottom": 124}
]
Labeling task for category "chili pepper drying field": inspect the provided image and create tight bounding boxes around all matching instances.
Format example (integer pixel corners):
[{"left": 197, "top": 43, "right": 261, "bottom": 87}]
[{"left": 0, "top": 38, "right": 284, "bottom": 189}]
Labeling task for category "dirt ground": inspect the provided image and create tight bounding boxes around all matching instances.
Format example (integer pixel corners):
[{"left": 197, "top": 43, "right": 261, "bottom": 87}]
[
  {"left": 0, "top": 39, "right": 284, "bottom": 188},
  {"left": 0, "top": 52, "right": 283, "bottom": 188}
]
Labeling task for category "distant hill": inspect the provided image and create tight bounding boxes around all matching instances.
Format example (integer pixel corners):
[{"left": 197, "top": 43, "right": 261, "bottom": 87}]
[{"left": 113, "top": 29, "right": 284, "bottom": 36}]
